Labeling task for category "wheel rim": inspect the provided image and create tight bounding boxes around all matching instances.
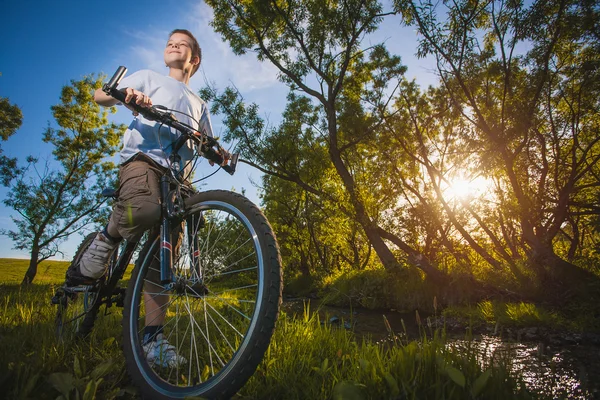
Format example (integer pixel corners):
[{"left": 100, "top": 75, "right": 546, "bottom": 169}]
[{"left": 129, "top": 200, "right": 265, "bottom": 395}]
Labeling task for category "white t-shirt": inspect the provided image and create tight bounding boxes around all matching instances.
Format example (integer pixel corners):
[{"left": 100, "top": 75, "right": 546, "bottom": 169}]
[{"left": 117, "top": 69, "right": 213, "bottom": 177}]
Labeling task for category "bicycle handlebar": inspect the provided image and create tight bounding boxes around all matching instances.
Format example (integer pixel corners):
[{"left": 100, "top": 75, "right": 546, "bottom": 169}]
[{"left": 102, "top": 66, "right": 238, "bottom": 175}]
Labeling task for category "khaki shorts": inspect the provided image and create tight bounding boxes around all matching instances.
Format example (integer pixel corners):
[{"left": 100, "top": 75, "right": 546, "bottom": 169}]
[{"left": 107, "top": 154, "right": 166, "bottom": 242}]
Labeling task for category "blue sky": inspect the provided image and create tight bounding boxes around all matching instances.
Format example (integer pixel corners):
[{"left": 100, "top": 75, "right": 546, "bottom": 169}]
[{"left": 0, "top": 0, "right": 437, "bottom": 260}]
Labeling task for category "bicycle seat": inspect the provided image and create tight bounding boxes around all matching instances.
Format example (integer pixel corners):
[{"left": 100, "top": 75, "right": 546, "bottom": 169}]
[{"left": 102, "top": 188, "right": 118, "bottom": 199}]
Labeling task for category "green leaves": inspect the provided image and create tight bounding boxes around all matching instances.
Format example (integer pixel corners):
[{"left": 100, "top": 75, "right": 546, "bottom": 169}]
[
  {"left": 47, "top": 75, "right": 122, "bottom": 168},
  {"left": 312, "top": 357, "right": 331, "bottom": 374},
  {"left": 47, "top": 372, "right": 75, "bottom": 399},
  {"left": 206, "top": 0, "right": 395, "bottom": 95},
  {"left": 0, "top": 96, "right": 23, "bottom": 141},
  {"left": 0, "top": 97, "right": 24, "bottom": 186},
  {"left": 333, "top": 381, "right": 367, "bottom": 400},
  {"left": 47, "top": 356, "right": 115, "bottom": 400},
  {"left": 445, "top": 366, "right": 466, "bottom": 388},
  {"left": 383, "top": 372, "right": 400, "bottom": 396},
  {"left": 471, "top": 369, "right": 492, "bottom": 397}
]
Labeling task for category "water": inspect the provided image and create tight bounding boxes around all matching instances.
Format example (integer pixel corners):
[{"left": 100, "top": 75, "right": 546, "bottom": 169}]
[{"left": 449, "top": 335, "right": 599, "bottom": 399}]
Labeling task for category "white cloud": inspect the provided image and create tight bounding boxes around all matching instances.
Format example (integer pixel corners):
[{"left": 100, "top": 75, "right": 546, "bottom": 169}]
[{"left": 188, "top": 1, "right": 281, "bottom": 93}]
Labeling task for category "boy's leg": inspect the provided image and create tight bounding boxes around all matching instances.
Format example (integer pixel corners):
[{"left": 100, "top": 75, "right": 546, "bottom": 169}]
[
  {"left": 142, "top": 225, "right": 183, "bottom": 339},
  {"left": 67, "top": 157, "right": 163, "bottom": 284},
  {"left": 142, "top": 255, "right": 167, "bottom": 330},
  {"left": 109, "top": 158, "right": 167, "bottom": 340},
  {"left": 112, "top": 156, "right": 185, "bottom": 366},
  {"left": 141, "top": 226, "right": 187, "bottom": 367}
]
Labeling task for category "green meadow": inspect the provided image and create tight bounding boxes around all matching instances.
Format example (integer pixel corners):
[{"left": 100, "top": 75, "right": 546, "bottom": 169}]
[{"left": 0, "top": 259, "right": 586, "bottom": 399}]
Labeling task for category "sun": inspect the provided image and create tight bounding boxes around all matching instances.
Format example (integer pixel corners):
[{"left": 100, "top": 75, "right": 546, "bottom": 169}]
[{"left": 443, "top": 175, "right": 492, "bottom": 202}]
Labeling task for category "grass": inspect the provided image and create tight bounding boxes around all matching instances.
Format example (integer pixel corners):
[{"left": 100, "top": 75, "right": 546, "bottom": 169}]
[
  {"left": 0, "top": 258, "right": 70, "bottom": 284},
  {"left": 0, "top": 259, "right": 581, "bottom": 399},
  {"left": 239, "top": 304, "right": 536, "bottom": 400},
  {"left": 443, "top": 299, "right": 600, "bottom": 333}
]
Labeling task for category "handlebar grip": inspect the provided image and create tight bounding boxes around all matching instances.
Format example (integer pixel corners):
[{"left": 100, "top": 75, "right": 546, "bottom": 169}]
[
  {"left": 103, "top": 67, "right": 156, "bottom": 121},
  {"left": 223, "top": 153, "right": 239, "bottom": 175},
  {"left": 202, "top": 147, "right": 224, "bottom": 166},
  {"left": 104, "top": 66, "right": 127, "bottom": 92},
  {"left": 200, "top": 146, "right": 238, "bottom": 175}
]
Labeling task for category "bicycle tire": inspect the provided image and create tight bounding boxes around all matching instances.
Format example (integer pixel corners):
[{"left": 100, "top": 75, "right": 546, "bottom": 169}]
[
  {"left": 122, "top": 190, "right": 282, "bottom": 399},
  {"left": 55, "top": 232, "right": 101, "bottom": 340}
]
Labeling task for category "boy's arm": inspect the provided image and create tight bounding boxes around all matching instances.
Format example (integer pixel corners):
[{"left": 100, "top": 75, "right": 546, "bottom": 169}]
[
  {"left": 94, "top": 70, "right": 151, "bottom": 109},
  {"left": 94, "top": 89, "right": 119, "bottom": 106}
]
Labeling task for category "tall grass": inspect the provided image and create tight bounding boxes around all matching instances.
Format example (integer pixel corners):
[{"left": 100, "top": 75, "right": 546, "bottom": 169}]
[
  {"left": 0, "top": 282, "right": 539, "bottom": 400},
  {"left": 0, "top": 283, "right": 128, "bottom": 399},
  {"left": 241, "top": 304, "right": 533, "bottom": 399}
]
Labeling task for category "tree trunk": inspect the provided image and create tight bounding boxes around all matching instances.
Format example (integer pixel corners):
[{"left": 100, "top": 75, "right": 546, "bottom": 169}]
[
  {"left": 326, "top": 113, "right": 404, "bottom": 273},
  {"left": 299, "top": 250, "right": 311, "bottom": 278},
  {"left": 328, "top": 125, "right": 448, "bottom": 283},
  {"left": 528, "top": 241, "right": 598, "bottom": 301},
  {"left": 377, "top": 227, "right": 448, "bottom": 284},
  {"left": 21, "top": 244, "right": 40, "bottom": 285}
]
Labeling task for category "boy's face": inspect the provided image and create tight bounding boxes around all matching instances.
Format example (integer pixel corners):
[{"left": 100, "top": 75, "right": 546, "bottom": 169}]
[{"left": 164, "top": 32, "right": 199, "bottom": 72}]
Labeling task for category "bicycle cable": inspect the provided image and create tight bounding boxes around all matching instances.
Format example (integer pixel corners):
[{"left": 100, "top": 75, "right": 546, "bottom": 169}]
[
  {"left": 154, "top": 106, "right": 230, "bottom": 185},
  {"left": 152, "top": 107, "right": 202, "bottom": 185}
]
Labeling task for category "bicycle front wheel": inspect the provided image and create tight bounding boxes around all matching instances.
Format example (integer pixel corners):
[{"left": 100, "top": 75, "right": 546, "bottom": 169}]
[{"left": 122, "top": 190, "right": 282, "bottom": 399}]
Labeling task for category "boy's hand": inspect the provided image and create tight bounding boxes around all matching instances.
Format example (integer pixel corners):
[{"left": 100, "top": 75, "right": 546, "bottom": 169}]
[
  {"left": 209, "top": 149, "right": 232, "bottom": 167},
  {"left": 122, "top": 88, "right": 152, "bottom": 115}
]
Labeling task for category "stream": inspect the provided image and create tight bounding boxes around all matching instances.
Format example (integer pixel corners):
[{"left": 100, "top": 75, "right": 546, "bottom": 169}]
[{"left": 282, "top": 300, "right": 600, "bottom": 399}]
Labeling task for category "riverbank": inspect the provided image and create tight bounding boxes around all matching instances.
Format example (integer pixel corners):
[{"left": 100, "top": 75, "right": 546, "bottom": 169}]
[{"left": 282, "top": 297, "right": 600, "bottom": 399}]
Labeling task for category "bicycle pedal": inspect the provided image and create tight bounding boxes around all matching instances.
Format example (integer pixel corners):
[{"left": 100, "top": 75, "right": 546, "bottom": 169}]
[
  {"left": 52, "top": 289, "right": 75, "bottom": 305},
  {"left": 65, "top": 270, "right": 97, "bottom": 287},
  {"left": 115, "top": 288, "right": 126, "bottom": 307},
  {"left": 51, "top": 292, "right": 63, "bottom": 305}
]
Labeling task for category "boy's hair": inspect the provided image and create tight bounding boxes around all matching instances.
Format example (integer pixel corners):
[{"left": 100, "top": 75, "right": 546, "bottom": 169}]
[{"left": 170, "top": 29, "right": 201, "bottom": 77}]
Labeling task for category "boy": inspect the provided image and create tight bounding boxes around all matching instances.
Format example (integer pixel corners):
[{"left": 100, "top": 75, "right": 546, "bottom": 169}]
[{"left": 67, "top": 29, "right": 221, "bottom": 367}]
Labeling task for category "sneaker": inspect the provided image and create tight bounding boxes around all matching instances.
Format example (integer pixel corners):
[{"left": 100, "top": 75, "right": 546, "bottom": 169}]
[
  {"left": 65, "top": 265, "right": 96, "bottom": 286},
  {"left": 143, "top": 333, "right": 187, "bottom": 368},
  {"left": 66, "top": 232, "right": 118, "bottom": 286}
]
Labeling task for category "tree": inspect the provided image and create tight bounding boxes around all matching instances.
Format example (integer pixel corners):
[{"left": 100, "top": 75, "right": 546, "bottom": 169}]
[
  {"left": 203, "top": 0, "right": 600, "bottom": 301},
  {"left": 395, "top": 0, "right": 600, "bottom": 291},
  {"left": 203, "top": 0, "right": 448, "bottom": 284},
  {"left": 262, "top": 164, "right": 374, "bottom": 282},
  {"left": 0, "top": 96, "right": 24, "bottom": 185},
  {"left": 1, "top": 76, "right": 125, "bottom": 284}
]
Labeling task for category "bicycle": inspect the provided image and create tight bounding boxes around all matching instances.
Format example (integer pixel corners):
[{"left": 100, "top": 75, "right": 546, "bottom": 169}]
[{"left": 51, "top": 66, "right": 283, "bottom": 399}]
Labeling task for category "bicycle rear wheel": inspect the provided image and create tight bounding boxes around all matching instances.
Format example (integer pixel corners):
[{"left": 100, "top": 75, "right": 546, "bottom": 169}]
[
  {"left": 55, "top": 232, "right": 100, "bottom": 341},
  {"left": 122, "top": 190, "right": 282, "bottom": 399}
]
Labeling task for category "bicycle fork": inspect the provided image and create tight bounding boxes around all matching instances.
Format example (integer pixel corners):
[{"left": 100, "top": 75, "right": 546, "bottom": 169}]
[
  {"left": 159, "top": 176, "right": 203, "bottom": 290},
  {"left": 160, "top": 176, "right": 175, "bottom": 285}
]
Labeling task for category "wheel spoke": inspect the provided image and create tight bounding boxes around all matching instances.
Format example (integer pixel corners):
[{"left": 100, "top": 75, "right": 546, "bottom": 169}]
[
  {"left": 204, "top": 264, "right": 257, "bottom": 280},
  {"left": 123, "top": 192, "right": 281, "bottom": 399}
]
